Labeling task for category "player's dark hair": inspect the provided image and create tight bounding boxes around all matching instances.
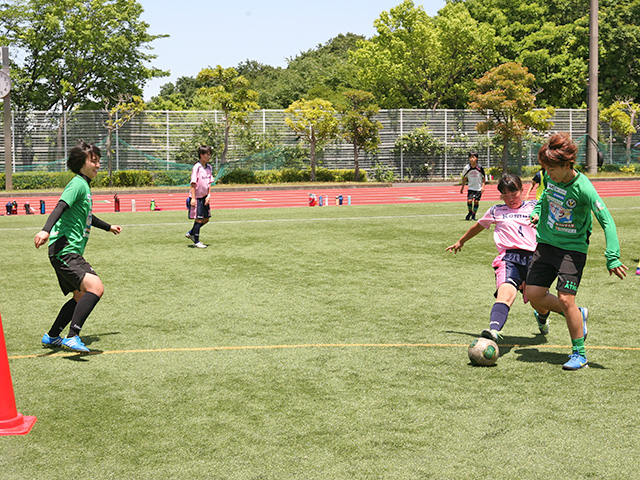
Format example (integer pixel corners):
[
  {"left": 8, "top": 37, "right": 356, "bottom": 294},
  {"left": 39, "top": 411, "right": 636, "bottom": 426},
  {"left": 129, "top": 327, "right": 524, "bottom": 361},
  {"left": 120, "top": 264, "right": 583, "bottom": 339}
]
[
  {"left": 468, "top": 151, "right": 478, "bottom": 158},
  {"left": 67, "top": 141, "right": 100, "bottom": 173},
  {"left": 497, "top": 173, "right": 522, "bottom": 194},
  {"left": 538, "top": 132, "right": 577, "bottom": 168},
  {"left": 197, "top": 145, "right": 212, "bottom": 158}
]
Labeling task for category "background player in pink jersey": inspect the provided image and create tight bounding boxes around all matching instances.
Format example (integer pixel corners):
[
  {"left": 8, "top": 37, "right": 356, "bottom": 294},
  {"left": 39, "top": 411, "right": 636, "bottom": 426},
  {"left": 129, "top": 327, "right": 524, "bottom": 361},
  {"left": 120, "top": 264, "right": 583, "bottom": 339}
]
[
  {"left": 446, "top": 174, "right": 550, "bottom": 341},
  {"left": 185, "top": 145, "right": 214, "bottom": 248}
]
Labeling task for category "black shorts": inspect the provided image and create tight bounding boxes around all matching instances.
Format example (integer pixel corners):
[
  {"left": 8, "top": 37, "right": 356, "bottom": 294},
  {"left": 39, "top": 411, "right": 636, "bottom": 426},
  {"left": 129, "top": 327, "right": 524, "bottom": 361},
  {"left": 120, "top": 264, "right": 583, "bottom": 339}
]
[
  {"left": 50, "top": 253, "right": 96, "bottom": 295},
  {"left": 526, "top": 243, "right": 586, "bottom": 295},
  {"left": 467, "top": 190, "right": 482, "bottom": 202},
  {"left": 188, "top": 196, "right": 211, "bottom": 220}
]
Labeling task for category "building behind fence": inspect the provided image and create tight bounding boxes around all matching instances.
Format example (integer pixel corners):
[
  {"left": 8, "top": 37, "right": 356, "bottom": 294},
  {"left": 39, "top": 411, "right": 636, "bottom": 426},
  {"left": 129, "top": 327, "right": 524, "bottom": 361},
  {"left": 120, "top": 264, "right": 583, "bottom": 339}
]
[{"left": 1, "top": 109, "right": 638, "bottom": 181}]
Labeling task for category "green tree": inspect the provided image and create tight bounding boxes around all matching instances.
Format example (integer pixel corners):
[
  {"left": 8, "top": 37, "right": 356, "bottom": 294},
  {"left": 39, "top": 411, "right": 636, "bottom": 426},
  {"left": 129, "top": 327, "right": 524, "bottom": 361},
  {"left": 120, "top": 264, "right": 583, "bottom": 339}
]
[
  {"left": 195, "top": 66, "right": 259, "bottom": 163},
  {"left": 351, "top": 0, "right": 497, "bottom": 108},
  {"left": 339, "top": 90, "right": 382, "bottom": 181},
  {"left": 601, "top": 100, "right": 640, "bottom": 163},
  {"left": 103, "top": 95, "right": 146, "bottom": 184},
  {"left": 285, "top": 99, "right": 339, "bottom": 181},
  {"left": 0, "top": 0, "right": 168, "bottom": 111},
  {"left": 469, "top": 62, "right": 554, "bottom": 172}
]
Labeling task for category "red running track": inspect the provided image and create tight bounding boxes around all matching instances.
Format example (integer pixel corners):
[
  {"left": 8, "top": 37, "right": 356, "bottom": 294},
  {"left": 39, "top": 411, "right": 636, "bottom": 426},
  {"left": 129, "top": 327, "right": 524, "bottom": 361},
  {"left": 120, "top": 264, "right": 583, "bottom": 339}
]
[{"left": 3, "top": 180, "right": 640, "bottom": 215}]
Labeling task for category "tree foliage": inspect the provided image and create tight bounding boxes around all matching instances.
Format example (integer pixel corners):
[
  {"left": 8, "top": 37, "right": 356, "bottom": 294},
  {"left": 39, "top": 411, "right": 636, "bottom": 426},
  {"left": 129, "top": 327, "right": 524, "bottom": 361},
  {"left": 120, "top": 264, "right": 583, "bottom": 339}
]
[
  {"left": 351, "top": 0, "right": 497, "bottom": 108},
  {"left": 469, "top": 62, "right": 554, "bottom": 171},
  {"left": 195, "top": 66, "right": 259, "bottom": 163},
  {"left": 600, "top": 100, "right": 640, "bottom": 160},
  {"left": 285, "top": 99, "right": 339, "bottom": 181},
  {"left": 339, "top": 90, "right": 382, "bottom": 181},
  {"left": 0, "top": 0, "right": 168, "bottom": 111}
]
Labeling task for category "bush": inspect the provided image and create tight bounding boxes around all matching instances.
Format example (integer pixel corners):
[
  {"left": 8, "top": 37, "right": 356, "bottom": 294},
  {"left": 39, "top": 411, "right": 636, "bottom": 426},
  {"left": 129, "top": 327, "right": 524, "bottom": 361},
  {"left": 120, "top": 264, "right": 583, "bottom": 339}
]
[
  {"left": 0, "top": 167, "right": 370, "bottom": 189},
  {"left": 219, "top": 168, "right": 256, "bottom": 184}
]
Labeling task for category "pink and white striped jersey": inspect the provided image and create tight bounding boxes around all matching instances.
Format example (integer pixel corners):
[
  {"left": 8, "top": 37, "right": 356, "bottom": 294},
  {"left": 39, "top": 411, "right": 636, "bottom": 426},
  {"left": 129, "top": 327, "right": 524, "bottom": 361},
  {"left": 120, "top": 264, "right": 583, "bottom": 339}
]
[{"left": 477, "top": 200, "right": 538, "bottom": 262}]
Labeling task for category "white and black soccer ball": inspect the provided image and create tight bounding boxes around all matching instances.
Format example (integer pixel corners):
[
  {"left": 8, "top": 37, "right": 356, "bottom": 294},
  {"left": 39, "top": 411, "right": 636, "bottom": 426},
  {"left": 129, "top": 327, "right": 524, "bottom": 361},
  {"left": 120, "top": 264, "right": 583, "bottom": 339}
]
[{"left": 468, "top": 337, "right": 499, "bottom": 366}]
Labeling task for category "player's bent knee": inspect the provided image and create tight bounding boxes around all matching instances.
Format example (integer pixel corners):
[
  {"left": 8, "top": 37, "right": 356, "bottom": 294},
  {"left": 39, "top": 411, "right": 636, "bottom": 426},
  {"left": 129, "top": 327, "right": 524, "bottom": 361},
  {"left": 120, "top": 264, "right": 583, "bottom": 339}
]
[{"left": 81, "top": 273, "right": 104, "bottom": 297}]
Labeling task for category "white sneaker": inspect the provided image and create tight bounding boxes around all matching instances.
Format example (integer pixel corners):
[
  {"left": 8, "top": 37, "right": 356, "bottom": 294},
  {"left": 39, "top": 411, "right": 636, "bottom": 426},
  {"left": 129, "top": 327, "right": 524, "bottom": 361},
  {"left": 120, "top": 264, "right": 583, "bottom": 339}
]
[
  {"left": 185, "top": 232, "right": 194, "bottom": 242},
  {"left": 193, "top": 241, "right": 207, "bottom": 248}
]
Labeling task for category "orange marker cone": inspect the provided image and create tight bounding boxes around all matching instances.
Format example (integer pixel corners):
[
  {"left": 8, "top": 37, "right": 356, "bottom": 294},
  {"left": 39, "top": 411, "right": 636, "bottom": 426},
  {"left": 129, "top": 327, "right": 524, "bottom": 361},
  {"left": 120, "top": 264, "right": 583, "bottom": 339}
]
[{"left": 0, "top": 311, "right": 36, "bottom": 435}]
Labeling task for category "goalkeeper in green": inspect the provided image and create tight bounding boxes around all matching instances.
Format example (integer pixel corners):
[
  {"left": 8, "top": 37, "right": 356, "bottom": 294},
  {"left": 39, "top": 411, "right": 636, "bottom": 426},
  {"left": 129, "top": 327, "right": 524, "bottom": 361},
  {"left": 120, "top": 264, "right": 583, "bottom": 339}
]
[{"left": 525, "top": 133, "right": 627, "bottom": 371}]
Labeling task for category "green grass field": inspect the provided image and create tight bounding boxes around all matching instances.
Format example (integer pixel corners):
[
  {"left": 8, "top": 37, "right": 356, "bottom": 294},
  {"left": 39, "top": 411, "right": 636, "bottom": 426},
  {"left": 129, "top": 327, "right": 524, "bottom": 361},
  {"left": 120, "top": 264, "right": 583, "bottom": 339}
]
[{"left": 1, "top": 198, "right": 639, "bottom": 479}]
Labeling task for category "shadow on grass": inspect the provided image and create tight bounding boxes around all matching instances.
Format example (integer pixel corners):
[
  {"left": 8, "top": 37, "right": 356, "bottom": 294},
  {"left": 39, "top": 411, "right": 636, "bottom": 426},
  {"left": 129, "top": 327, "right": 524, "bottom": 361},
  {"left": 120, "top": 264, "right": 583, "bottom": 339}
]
[
  {"left": 513, "top": 347, "right": 605, "bottom": 369},
  {"left": 448, "top": 330, "right": 604, "bottom": 368}
]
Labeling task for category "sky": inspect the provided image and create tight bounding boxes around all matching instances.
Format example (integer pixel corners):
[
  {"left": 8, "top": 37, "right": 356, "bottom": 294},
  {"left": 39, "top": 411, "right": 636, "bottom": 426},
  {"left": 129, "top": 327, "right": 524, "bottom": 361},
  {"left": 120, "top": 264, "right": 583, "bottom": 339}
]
[{"left": 138, "top": 0, "right": 447, "bottom": 100}]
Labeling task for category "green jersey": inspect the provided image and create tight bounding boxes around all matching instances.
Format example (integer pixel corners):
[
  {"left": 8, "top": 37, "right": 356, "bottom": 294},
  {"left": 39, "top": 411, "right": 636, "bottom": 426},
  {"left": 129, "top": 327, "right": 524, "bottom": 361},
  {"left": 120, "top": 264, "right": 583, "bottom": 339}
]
[
  {"left": 531, "top": 171, "right": 622, "bottom": 270},
  {"left": 49, "top": 175, "right": 93, "bottom": 257}
]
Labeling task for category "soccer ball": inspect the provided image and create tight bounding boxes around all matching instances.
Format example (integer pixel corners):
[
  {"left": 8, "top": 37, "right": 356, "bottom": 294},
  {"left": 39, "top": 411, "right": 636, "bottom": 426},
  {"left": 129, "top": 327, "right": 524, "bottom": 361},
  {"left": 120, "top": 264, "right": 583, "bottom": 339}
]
[{"left": 468, "top": 337, "right": 499, "bottom": 366}]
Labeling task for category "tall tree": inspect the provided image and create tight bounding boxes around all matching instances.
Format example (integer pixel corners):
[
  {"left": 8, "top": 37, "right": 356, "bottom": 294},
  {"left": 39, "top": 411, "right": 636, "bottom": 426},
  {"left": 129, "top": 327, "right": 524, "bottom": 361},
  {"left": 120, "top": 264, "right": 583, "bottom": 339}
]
[
  {"left": 339, "top": 90, "right": 381, "bottom": 181},
  {"left": 285, "top": 99, "right": 339, "bottom": 181},
  {"left": 351, "top": 0, "right": 497, "bottom": 108},
  {"left": 195, "top": 66, "right": 259, "bottom": 163},
  {"left": 469, "top": 62, "right": 554, "bottom": 172},
  {"left": 0, "top": 0, "right": 168, "bottom": 111}
]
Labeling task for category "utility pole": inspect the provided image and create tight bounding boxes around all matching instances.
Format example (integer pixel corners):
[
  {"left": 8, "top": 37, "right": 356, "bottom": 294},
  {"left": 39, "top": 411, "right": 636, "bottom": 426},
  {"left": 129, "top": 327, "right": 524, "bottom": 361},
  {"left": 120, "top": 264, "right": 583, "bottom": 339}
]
[
  {"left": 586, "top": 0, "right": 599, "bottom": 174},
  {"left": 1, "top": 47, "right": 12, "bottom": 190}
]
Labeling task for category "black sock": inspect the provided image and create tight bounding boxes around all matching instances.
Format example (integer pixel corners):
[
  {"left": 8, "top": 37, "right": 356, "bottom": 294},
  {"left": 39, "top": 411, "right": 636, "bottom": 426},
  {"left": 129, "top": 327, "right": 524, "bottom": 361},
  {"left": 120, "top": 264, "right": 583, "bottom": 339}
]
[
  {"left": 536, "top": 311, "right": 550, "bottom": 323},
  {"left": 48, "top": 298, "right": 77, "bottom": 338},
  {"left": 67, "top": 292, "right": 100, "bottom": 337},
  {"left": 489, "top": 302, "right": 510, "bottom": 332},
  {"left": 192, "top": 222, "right": 202, "bottom": 243}
]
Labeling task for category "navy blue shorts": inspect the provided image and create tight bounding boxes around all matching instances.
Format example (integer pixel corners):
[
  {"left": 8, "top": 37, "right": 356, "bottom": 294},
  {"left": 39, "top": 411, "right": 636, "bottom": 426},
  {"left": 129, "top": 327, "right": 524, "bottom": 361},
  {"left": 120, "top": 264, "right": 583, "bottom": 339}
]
[
  {"left": 188, "top": 196, "right": 211, "bottom": 220},
  {"left": 494, "top": 249, "right": 533, "bottom": 295}
]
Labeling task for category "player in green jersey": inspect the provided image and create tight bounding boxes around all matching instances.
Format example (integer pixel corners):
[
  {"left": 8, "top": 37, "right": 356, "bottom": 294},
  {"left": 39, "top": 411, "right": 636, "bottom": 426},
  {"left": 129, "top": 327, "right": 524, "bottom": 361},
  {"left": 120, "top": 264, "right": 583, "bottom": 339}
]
[
  {"left": 34, "top": 142, "right": 122, "bottom": 353},
  {"left": 525, "top": 133, "right": 627, "bottom": 370}
]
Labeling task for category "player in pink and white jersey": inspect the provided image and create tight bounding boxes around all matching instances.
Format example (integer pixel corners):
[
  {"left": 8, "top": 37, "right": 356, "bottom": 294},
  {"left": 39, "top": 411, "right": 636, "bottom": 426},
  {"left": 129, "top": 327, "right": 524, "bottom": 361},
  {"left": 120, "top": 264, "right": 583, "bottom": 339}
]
[{"left": 446, "top": 174, "right": 550, "bottom": 342}]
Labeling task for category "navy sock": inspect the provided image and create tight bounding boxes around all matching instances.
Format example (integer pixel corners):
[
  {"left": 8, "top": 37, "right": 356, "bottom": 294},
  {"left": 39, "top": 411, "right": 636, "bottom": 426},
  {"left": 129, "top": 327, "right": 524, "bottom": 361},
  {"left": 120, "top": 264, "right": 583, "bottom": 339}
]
[
  {"left": 489, "top": 302, "right": 510, "bottom": 332},
  {"left": 48, "top": 298, "right": 77, "bottom": 338},
  {"left": 192, "top": 222, "right": 202, "bottom": 243},
  {"left": 67, "top": 292, "right": 100, "bottom": 337}
]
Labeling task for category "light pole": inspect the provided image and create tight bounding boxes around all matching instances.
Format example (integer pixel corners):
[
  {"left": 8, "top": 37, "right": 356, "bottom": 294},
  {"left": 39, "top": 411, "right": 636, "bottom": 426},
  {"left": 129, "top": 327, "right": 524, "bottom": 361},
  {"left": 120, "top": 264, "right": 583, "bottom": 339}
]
[
  {"left": 1, "top": 46, "right": 12, "bottom": 190},
  {"left": 586, "top": 0, "right": 599, "bottom": 173}
]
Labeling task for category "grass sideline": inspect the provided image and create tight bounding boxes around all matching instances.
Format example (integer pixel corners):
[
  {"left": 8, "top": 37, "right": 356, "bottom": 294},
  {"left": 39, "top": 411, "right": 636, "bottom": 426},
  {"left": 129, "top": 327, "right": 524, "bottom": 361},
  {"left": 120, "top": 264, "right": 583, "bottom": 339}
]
[{"left": 1, "top": 199, "right": 639, "bottom": 479}]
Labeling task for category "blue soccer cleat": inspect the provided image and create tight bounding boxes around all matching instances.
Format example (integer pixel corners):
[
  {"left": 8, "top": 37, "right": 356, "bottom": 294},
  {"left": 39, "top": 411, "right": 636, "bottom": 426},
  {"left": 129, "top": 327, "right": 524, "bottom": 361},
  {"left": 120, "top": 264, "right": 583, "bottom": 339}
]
[
  {"left": 562, "top": 352, "right": 588, "bottom": 370},
  {"left": 61, "top": 336, "right": 90, "bottom": 353},
  {"left": 42, "top": 333, "right": 63, "bottom": 348},
  {"left": 579, "top": 307, "right": 588, "bottom": 341}
]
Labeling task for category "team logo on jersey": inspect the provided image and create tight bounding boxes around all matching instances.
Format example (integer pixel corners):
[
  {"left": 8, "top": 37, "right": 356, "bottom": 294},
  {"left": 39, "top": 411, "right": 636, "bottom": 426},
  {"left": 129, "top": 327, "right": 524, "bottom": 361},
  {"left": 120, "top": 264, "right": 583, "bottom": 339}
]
[{"left": 566, "top": 198, "right": 576, "bottom": 208}]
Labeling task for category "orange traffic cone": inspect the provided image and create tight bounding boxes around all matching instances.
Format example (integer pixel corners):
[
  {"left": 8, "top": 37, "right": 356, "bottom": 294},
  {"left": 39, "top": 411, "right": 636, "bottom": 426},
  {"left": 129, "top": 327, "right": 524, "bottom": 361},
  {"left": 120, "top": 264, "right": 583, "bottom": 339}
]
[{"left": 0, "top": 311, "right": 36, "bottom": 435}]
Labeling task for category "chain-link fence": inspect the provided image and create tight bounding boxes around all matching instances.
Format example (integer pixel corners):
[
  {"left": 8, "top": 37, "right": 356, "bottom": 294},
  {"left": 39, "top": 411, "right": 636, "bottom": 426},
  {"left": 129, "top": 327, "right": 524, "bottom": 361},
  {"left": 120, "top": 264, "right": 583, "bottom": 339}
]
[{"left": 1, "top": 108, "right": 638, "bottom": 180}]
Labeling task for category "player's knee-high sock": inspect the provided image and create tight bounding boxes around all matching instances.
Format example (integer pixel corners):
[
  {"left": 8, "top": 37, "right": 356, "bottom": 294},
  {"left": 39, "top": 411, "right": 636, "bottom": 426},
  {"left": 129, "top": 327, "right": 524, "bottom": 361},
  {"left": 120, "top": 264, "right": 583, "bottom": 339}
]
[
  {"left": 489, "top": 302, "right": 510, "bottom": 332},
  {"left": 571, "top": 337, "right": 586, "bottom": 357},
  {"left": 67, "top": 292, "right": 100, "bottom": 337},
  {"left": 48, "top": 298, "right": 77, "bottom": 338},
  {"left": 473, "top": 200, "right": 480, "bottom": 213},
  {"left": 467, "top": 201, "right": 473, "bottom": 213},
  {"left": 192, "top": 221, "right": 202, "bottom": 243}
]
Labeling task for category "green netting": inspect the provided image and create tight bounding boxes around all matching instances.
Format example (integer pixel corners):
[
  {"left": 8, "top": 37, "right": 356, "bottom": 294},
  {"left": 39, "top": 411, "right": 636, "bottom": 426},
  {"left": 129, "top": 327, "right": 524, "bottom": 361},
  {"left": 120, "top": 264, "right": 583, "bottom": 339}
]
[{"left": 212, "top": 146, "right": 287, "bottom": 184}]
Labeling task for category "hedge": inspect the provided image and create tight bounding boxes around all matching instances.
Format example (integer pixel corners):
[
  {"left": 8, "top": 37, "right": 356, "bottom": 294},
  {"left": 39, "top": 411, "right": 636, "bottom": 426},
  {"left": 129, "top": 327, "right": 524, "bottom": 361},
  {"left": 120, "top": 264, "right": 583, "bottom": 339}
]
[{"left": 0, "top": 167, "right": 367, "bottom": 190}]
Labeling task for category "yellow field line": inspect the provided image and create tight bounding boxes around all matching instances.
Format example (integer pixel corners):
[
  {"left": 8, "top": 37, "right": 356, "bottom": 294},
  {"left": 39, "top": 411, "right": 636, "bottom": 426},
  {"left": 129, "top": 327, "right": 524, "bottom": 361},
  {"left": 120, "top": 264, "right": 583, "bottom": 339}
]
[{"left": 8, "top": 342, "right": 640, "bottom": 360}]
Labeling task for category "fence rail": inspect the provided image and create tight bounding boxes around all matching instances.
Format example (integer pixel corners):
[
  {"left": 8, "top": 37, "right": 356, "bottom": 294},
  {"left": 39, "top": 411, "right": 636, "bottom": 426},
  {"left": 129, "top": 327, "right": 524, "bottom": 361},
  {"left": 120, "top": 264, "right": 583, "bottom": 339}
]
[{"left": 1, "top": 108, "right": 637, "bottom": 180}]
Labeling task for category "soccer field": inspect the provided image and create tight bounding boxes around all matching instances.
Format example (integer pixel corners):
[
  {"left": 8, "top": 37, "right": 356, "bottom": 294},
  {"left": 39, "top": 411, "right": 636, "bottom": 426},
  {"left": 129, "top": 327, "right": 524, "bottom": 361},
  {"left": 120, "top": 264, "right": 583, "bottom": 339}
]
[{"left": 1, "top": 199, "right": 639, "bottom": 479}]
